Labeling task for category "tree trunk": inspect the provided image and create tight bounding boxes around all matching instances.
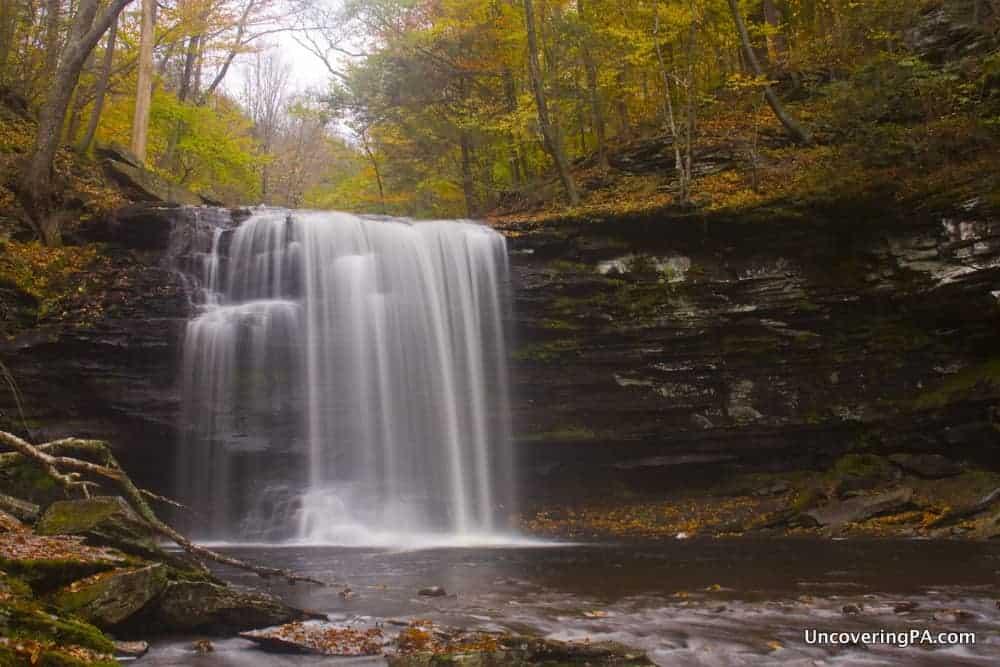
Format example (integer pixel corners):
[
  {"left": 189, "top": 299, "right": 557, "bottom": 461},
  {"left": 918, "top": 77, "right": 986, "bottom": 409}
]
[
  {"left": 0, "top": 0, "right": 16, "bottom": 78},
  {"left": 78, "top": 16, "right": 117, "bottom": 154},
  {"left": 524, "top": 0, "right": 579, "bottom": 206},
  {"left": 19, "top": 0, "right": 135, "bottom": 246},
  {"left": 654, "top": 11, "right": 689, "bottom": 204},
  {"left": 200, "top": 0, "right": 257, "bottom": 103},
  {"left": 460, "top": 131, "right": 477, "bottom": 217},
  {"left": 615, "top": 69, "right": 631, "bottom": 140},
  {"left": 64, "top": 85, "right": 84, "bottom": 144},
  {"left": 131, "top": 0, "right": 155, "bottom": 163},
  {"left": 578, "top": 0, "right": 608, "bottom": 171},
  {"left": 762, "top": 0, "right": 788, "bottom": 61},
  {"left": 43, "top": 0, "right": 62, "bottom": 77},
  {"left": 361, "top": 131, "right": 386, "bottom": 215},
  {"left": 178, "top": 35, "right": 200, "bottom": 102},
  {"left": 727, "top": 0, "right": 812, "bottom": 144},
  {"left": 749, "top": 2, "right": 771, "bottom": 72}
]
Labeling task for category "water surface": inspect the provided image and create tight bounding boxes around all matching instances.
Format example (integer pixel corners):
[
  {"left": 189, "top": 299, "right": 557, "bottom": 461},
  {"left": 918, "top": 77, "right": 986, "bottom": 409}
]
[{"left": 144, "top": 538, "right": 1000, "bottom": 665}]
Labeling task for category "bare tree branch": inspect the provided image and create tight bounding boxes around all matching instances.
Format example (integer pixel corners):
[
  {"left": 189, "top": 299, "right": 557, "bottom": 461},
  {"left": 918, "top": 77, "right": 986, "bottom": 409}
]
[{"left": 0, "top": 430, "right": 326, "bottom": 585}]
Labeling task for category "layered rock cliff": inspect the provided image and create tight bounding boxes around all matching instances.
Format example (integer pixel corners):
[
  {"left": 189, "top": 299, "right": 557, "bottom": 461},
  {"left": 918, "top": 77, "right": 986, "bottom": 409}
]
[
  {"left": 501, "top": 201, "right": 1000, "bottom": 506},
  {"left": 2, "top": 199, "right": 998, "bottom": 510}
]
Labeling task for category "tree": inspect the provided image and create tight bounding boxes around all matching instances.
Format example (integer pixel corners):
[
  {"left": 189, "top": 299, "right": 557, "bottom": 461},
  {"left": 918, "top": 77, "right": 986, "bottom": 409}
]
[
  {"left": 523, "top": 0, "right": 579, "bottom": 206},
  {"left": 240, "top": 51, "right": 289, "bottom": 199},
  {"left": 43, "top": 0, "right": 63, "bottom": 79},
  {"left": 19, "top": 0, "right": 136, "bottom": 247},
  {"left": 199, "top": 0, "right": 259, "bottom": 103},
  {"left": 77, "top": 14, "right": 118, "bottom": 153},
  {"left": 577, "top": 0, "right": 608, "bottom": 171},
  {"left": 727, "top": 0, "right": 811, "bottom": 144},
  {"left": 654, "top": 6, "right": 692, "bottom": 204},
  {"left": 131, "top": 0, "right": 156, "bottom": 162}
]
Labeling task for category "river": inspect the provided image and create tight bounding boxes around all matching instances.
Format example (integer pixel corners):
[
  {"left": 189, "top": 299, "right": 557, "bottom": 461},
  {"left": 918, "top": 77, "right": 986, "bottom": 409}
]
[{"left": 142, "top": 537, "right": 1000, "bottom": 665}]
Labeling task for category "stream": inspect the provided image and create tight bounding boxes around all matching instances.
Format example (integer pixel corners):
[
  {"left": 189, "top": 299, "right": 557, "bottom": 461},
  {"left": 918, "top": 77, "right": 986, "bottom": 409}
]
[{"left": 142, "top": 537, "right": 1000, "bottom": 665}]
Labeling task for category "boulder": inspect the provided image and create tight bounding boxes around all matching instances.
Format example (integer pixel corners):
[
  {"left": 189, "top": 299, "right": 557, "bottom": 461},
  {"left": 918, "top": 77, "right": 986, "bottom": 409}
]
[
  {"left": 889, "top": 453, "right": 962, "bottom": 479},
  {"left": 805, "top": 487, "right": 914, "bottom": 528},
  {"left": 98, "top": 143, "right": 204, "bottom": 206},
  {"left": 829, "top": 454, "right": 897, "bottom": 497},
  {"left": 49, "top": 564, "right": 168, "bottom": 628},
  {"left": 114, "top": 641, "right": 149, "bottom": 659},
  {"left": 417, "top": 586, "right": 447, "bottom": 597},
  {"left": 35, "top": 496, "right": 162, "bottom": 559},
  {"left": 0, "top": 597, "right": 116, "bottom": 663},
  {"left": 0, "top": 494, "right": 40, "bottom": 523},
  {"left": 927, "top": 487, "right": 1000, "bottom": 527},
  {"left": 388, "top": 634, "right": 654, "bottom": 666},
  {"left": 0, "top": 533, "right": 125, "bottom": 591},
  {"left": 240, "top": 622, "right": 384, "bottom": 656},
  {"left": 149, "top": 580, "right": 316, "bottom": 634},
  {"left": 968, "top": 510, "right": 1000, "bottom": 539}
]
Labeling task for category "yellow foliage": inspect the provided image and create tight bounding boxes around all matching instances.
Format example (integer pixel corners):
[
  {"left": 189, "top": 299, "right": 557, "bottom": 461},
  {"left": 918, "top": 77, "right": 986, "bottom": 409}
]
[{"left": 0, "top": 241, "right": 100, "bottom": 322}]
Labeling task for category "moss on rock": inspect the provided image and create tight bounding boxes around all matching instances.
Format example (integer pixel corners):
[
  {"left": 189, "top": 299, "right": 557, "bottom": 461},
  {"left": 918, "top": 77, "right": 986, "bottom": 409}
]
[
  {"left": 35, "top": 497, "right": 161, "bottom": 559},
  {"left": 48, "top": 564, "right": 167, "bottom": 629},
  {"left": 0, "top": 597, "right": 116, "bottom": 665}
]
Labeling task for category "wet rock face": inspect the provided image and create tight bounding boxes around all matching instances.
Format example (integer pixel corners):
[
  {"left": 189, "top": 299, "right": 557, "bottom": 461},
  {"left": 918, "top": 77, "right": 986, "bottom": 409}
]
[
  {"left": 0, "top": 204, "right": 198, "bottom": 495},
  {"left": 2, "top": 202, "right": 999, "bottom": 510},
  {"left": 504, "top": 208, "right": 1000, "bottom": 503}
]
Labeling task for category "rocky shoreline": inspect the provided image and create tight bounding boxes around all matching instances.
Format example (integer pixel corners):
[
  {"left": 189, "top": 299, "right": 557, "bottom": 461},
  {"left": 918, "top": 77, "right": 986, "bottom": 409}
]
[
  {"left": 0, "top": 492, "right": 314, "bottom": 665},
  {"left": 523, "top": 452, "right": 1000, "bottom": 540}
]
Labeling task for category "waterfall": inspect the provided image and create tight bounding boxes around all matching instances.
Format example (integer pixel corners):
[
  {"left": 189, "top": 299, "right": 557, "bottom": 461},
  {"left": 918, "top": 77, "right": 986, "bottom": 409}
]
[{"left": 174, "top": 209, "right": 513, "bottom": 544}]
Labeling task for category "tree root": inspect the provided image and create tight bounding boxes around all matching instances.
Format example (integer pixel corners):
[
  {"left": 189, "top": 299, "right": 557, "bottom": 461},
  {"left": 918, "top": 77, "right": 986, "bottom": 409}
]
[{"left": 0, "top": 430, "right": 326, "bottom": 585}]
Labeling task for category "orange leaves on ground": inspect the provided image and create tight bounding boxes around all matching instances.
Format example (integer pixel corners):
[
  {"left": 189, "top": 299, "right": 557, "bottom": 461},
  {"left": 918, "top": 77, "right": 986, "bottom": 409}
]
[
  {"left": 0, "top": 532, "right": 123, "bottom": 565},
  {"left": 243, "top": 622, "right": 384, "bottom": 657},
  {"left": 0, "top": 637, "right": 113, "bottom": 665},
  {"left": 522, "top": 495, "right": 763, "bottom": 539}
]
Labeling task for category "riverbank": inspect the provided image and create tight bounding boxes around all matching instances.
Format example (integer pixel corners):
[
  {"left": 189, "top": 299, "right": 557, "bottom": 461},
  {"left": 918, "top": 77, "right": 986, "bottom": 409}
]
[{"left": 522, "top": 453, "right": 1000, "bottom": 540}]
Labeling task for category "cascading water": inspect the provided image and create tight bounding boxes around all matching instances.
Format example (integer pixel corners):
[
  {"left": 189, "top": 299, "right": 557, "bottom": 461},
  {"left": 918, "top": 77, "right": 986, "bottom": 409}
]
[{"left": 173, "top": 208, "right": 513, "bottom": 545}]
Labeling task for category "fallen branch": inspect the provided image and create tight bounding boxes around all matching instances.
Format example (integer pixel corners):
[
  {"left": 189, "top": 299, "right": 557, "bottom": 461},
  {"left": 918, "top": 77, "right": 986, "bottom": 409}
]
[{"left": 0, "top": 431, "right": 325, "bottom": 585}]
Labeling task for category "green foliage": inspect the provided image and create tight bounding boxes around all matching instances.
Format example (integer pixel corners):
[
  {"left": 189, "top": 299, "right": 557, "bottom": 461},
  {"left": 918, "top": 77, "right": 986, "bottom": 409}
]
[{"left": 96, "top": 90, "right": 260, "bottom": 203}]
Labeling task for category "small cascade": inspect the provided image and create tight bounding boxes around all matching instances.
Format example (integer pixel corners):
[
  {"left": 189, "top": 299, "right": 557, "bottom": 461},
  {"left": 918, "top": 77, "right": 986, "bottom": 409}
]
[{"left": 174, "top": 208, "right": 513, "bottom": 544}]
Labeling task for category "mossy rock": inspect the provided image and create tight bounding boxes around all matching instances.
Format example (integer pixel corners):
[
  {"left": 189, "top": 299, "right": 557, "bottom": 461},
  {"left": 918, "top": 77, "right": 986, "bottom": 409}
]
[
  {"left": 828, "top": 454, "right": 896, "bottom": 495},
  {"left": 35, "top": 497, "right": 161, "bottom": 559},
  {"left": 0, "top": 460, "right": 65, "bottom": 507},
  {"left": 49, "top": 564, "right": 167, "bottom": 629},
  {"left": 0, "top": 643, "right": 116, "bottom": 667},
  {"left": 0, "top": 571, "right": 32, "bottom": 599},
  {"left": 388, "top": 637, "right": 653, "bottom": 666},
  {"left": 141, "top": 580, "right": 313, "bottom": 635},
  {"left": 0, "top": 493, "right": 40, "bottom": 523},
  {"left": 0, "top": 555, "right": 120, "bottom": 593},
  {"left": 0, "top": 597, "right": 116, "bottom": 665}
]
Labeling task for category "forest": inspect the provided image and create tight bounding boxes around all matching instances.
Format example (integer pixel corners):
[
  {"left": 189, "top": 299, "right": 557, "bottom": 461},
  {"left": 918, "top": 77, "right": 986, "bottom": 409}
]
[{"left": 0, "top": 0, "right": 997, "bottom": 242}]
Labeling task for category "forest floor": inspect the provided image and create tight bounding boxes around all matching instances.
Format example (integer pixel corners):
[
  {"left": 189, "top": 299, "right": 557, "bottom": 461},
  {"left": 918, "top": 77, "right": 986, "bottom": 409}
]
[
  {"left": 521, "top": 454, "right": 1000, "bottom": 541},
  {"left": 487, "top": 100, "right": 1000, "bottom": 234}
]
